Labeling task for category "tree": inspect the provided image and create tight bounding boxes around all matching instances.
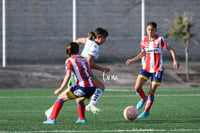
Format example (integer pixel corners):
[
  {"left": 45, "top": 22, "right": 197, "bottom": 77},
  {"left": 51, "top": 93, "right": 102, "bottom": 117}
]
[{"left": 164, "top": 12, "right": 195, "bottom": 82}]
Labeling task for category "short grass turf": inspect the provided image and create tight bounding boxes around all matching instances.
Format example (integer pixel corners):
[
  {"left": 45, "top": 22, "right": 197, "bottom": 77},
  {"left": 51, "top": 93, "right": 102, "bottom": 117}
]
[{"left": 0, "top": 87, "right": 200, "bottom": 133}]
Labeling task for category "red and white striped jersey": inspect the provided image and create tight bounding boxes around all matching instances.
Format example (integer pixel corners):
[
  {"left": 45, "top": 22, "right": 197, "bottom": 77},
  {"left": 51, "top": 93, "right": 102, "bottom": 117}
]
[
  {"left": 141, "top": 35, "right": 169, "bottom": 73},
  {"left": 65, "top": 55, "right": 95, "bottom": 87}
]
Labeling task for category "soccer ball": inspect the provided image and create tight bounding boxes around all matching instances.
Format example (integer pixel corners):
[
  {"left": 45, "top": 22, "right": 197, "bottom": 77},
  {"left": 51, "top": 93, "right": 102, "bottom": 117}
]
[{"left": 123, "top": 106, "right": 138, "bottom": 121}]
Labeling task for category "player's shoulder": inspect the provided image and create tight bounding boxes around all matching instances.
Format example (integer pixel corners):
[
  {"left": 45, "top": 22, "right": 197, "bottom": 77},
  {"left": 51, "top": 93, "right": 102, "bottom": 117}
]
[
  {"left": 141, "top": 36, "right": 149, "bottom": 45},
  {"left": 157, "top": 35, "right": 165, "bottom": 40},
  {"left": 156, "top": 35, "right": 166, "bottom": 41},
  {"left": 65, "top": 58, "right": 70, "bottom": 62},
  {"left": 158, "top": 35, "right": 169, "bottom": 44},
  {"left": 65, "top": 58, "right": 71, "bottom": 67},
  {"left": 142, "top": 36, "right": 148, "bottom": 41},
  {"left": 89, "top": 41, "right": 99, "bottom": 50},
  {"left": 77, "top": 54, "right": 86, "bottom": 60},
  {"left": 86, "top": 39, "right": 98, "bottom": 47},
  {"left": 66, "top": 55, "right": 77, "bottom": 63},
  {"left": 76, "top": 55, "right": 88, "bottom": 62}
]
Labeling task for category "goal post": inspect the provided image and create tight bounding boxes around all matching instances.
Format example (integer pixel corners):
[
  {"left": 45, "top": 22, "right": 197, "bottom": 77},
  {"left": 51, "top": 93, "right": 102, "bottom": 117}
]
[
  {"left": 72, "top": 0, "right": 76, "bottom": 42},
  {"left": 2, "top": 0, "right": 6, "bottom": 68},
  {"left": 141, "top": 0, "right": 145, "bottom": 66}
]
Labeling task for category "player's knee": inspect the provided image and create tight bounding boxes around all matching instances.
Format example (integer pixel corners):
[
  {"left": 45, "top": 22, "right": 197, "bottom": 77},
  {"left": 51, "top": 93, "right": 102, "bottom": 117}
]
[
  {"left": 134, "top": 84, "right": 141, "bottom": 91},
  {"left": 76, "top": 97, "right": 85, "bottom": 103},
  {"left": 135, "top": 87, "right": 141, "bottom": 93},
  {"left": 98, "top": 84, "right": 105, "bottom": 90}
]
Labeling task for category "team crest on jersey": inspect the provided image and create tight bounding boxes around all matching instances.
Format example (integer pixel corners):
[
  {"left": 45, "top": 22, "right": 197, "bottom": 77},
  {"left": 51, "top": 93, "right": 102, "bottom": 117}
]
[
  {"left": 154, "top": 40, "right": 159, "bottom": 47},
  {"left": 144, "top": 40, "right": 149, "bottom": 46}
]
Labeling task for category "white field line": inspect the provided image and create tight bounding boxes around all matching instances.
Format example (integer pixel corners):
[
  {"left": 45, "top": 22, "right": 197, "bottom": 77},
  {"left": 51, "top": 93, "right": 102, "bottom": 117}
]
[
  {"left": 0, "top": 94, "right": 200, "bottom": 99},
  {"left": 0, "top": 88, "right": 199, "bottom": 99},
  {"left": 1, "top": 128, "right": 200, "bottom": 133},
  {"left": 106, "top": 88, "right": 200, "bottom": 92}
]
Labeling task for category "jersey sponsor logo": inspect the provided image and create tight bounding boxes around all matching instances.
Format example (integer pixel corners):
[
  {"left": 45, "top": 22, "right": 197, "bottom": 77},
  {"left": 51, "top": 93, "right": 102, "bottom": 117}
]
[{"left": 146, "top": 49, "right": 159, "bottom": 53}]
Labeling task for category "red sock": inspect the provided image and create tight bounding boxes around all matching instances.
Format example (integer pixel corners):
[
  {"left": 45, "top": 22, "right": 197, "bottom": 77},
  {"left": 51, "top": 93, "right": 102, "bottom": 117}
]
[
  {"left": 77, "top": 102, "right": 85, "bottom": 120},
  {"left": 51, "top": 99, "right": 64, "bottom": 120},
  {"left": 136, "top": 89, "right": 146, "bottom": 100},
  {"left": 144, "top": 96, "right": 154, "bottom": 111}
]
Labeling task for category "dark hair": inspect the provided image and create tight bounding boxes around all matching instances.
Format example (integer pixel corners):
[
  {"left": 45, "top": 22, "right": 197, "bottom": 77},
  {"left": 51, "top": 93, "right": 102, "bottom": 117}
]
[
  {"left": 88, "top": 27, "right": 109, "bottom": 40},
  {"left": 66, "top": 42, "right": 79, "bottom": 57},
  {"left": 147, "top": 22, "right": 157, "bottom": 28},
  {"left": 95, "top": 27, "right": 109, "bottom": 38}
]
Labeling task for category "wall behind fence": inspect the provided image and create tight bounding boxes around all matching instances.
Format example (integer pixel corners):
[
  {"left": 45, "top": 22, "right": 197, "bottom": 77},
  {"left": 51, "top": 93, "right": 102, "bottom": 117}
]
[{"left": 0, "top": 0, "right": 200, "bottom": 65}]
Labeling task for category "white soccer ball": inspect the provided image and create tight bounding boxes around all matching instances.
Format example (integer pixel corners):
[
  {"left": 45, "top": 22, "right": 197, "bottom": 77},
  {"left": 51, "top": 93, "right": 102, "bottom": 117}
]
[{"left": 123, "top": 106, "right": 138, "bottom": 121}]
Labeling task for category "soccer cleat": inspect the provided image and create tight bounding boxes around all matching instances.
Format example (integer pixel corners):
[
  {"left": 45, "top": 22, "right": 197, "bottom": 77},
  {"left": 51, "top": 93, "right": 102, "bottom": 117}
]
[
  {"left": 75, "top": 118, "right": 88, "bottom": 123},
  {"left": 136, "top": 96, "right": 147, "bottom": 110},
  {"left": 137, "top": 110, "right": 150, "bottom": 119},
  {"left": 42, "top": 119, "right": 56, "bottom": 124},
  {"left": 45, "top": 109, "right": 52, "bottom": 120},
  {"left": 86, "top": 104, "right": 101, "bottom": 114}
]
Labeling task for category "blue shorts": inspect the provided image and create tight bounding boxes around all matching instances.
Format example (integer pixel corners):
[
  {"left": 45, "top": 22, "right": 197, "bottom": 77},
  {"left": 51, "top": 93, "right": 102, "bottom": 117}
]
[
  {"left": 138, "top": 69, "right": 164, "bottom": 86},
  {"left": 66, "top": 85, "right": 96, "bottom": 99}
]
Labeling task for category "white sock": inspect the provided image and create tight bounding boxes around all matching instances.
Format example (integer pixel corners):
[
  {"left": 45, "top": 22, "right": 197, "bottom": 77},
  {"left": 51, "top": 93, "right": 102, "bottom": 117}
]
[
  {"left": 89, "top": 88, "right": 104, "bottom": 106},
  {"left": 47, "top": 104, "right": 54, "bottom": 113}
]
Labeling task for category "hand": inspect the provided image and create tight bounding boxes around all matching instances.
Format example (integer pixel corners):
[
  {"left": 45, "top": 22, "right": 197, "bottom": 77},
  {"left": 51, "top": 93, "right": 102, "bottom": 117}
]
[
  {"left": 103, "top": 67, "right": 110, "bottom": 73},
  {"left": 126, "top": 59, "right": 133, "bottom": 65},
  {"left": 54, "top": 88, "right": 62, "bottom": 95},
  {"left": 174, "top": 61, "right": 180, "bottom": 69}
]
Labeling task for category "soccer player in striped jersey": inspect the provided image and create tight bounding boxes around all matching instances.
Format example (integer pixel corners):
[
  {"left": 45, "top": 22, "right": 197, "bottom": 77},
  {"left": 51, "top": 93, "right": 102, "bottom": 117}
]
[
  {"left": 44, "top": 28, "right": 109, "bottom": 119},
  {"left": 126, "top": 22, "right": 179, "bottom": 119},
  {"left": 43, "top": 42, "right": 96, "bottom": 124}
]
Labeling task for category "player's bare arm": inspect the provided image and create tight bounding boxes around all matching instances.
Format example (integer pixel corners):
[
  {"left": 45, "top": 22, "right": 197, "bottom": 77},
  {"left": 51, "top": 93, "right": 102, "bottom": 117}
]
[
  {"left": 76, "top": 37, "right": 87, "bottom": 45},
  {"left": 126, "top": 50, "right": 146, "bottom": 65},
  {"left": 87, "top": 55, "right": 110, "bottom": 73},
  {"left": 167, "top": 46, "right": 180, "bottom": 69},
  {"left": 54, "top": 70, "right": 71, "bottom": 95}
]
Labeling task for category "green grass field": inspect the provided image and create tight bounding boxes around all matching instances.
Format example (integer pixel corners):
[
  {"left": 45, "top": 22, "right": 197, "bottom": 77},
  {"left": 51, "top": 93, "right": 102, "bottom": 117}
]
[{"left": 0, "top": 87, "right": 200, "bottom": 133}]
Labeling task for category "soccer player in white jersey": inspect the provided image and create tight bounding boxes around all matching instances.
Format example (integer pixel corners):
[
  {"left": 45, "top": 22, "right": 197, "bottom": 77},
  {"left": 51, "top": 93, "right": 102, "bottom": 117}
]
[
  {"left": 76, "top": 28, "right": 110, "bottom": 114},
  {"left": 126, "top": 22, "right": 179, "bottom": 118},
  {"left": 44, "top": 28, "right": 109, "bottom": 119},
  {"left": 43, "top": 42, "right": 96, "bottom": 124}
]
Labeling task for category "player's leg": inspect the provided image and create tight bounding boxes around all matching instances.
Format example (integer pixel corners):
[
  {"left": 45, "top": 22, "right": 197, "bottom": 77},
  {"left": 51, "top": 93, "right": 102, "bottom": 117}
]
[
  {"left": 145, "top": 83, "right": 157, "bottom": 111},
  {"left": 43, "top": 88, "right": 76, "bottom": 124},
  {"left": 76, "top": 97, "right": 87, "bottom": 123},
  {"left": 137, "top": 71, "right": 163, "bottom": 119},
  {"left": 135, "top": 69, "right": 150, "bottom": 110},
  {"left": 137, "top": 84, "right": 158, "bottom": 119},
  {"left": 86, "top": 78, "right": 104, "bottom": 114},
  {"left": 45, "top": 76, "right": 76, "bottom": 119}
]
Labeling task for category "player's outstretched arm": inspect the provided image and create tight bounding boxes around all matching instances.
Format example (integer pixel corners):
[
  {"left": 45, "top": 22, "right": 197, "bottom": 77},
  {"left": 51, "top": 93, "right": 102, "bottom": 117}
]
[
  {"left": 76, "top": 38, "right": 87, "bottom": 45},
  {"left": 54, "top": 70, "right": 71, "bottom": 95},
  {"left": 126, "top": 50, "right": 146, "bottom": 65},
  {"left": 88, "top": 55, "right": 110, "bottom": 73},
  {"left": 167, "top": 46, "right": 180, "bottom": 69}
]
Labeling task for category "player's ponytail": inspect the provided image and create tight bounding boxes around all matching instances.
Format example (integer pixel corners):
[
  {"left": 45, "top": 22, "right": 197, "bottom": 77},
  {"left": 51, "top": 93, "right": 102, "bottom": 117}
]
[
  {"left": 66, "top": 42, "right": 79, "bottom": 57},
  {"left": 88, "top": 31, "right": 96, "bottom": 40}
]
